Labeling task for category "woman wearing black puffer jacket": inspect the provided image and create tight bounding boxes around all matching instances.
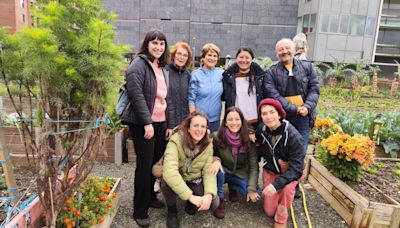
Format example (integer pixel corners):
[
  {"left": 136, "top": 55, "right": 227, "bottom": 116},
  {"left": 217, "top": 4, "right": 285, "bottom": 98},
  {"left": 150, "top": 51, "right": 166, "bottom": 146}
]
[
  {"left": 222, "top": 47, "right": 265, "bottom": 143},
  {"left": 121, "top": 29, "right": 170, "bottom": 228},
  {"left": 164, "top": 41, "right": 192, "bottom": 139}
]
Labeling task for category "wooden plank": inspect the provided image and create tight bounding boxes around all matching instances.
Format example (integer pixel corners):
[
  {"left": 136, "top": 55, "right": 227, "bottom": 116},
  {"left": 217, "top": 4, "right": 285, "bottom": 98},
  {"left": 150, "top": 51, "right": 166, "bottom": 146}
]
[
  {"left": 309, "top": 157, "right": 369, "bottom": 207},
  {"left": 310, "top": 167, "right": 356, "bottom": 213},
  {"left": 308, "top": 174, "right": 353, "bottom": 224},
  {"left": 365, "top": 180, "right": 400, "bottom": 205},
  {"left": 389, "top": 205, "right": 400, "bottom": 228},
  {"left": 369, "top": 202, "right": 395, "bottom": 223},
  {"left": 358, "top": 208, "right": 375, "bottom": 228},
  {"left": 303, "top": 155, "right": 312, "bottom": 180}
]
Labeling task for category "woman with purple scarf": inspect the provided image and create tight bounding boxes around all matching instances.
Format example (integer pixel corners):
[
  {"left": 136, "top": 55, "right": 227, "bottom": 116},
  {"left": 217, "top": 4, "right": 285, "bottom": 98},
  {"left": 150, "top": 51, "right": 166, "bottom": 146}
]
[{"left": 209, "top": 107, "right": 260, "bottom": 219}]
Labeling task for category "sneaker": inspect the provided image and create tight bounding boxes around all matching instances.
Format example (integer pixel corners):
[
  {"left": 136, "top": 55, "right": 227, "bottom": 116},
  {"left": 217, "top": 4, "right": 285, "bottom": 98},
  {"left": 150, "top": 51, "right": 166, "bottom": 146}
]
[
  {"left": 166, "top": 207, "right": 179, "bottom": 228},
  {"left": 149, "top": 198, "right": 165, "bottom": 208},
  {"left": 184, "top": 201, "right": 196, "bottom": 215},
  {"left": 212, "top": 198, "right": 225, "bottom": 219},
  {"left": 228, "top": 184, "right": 239, "bottom": 202},
  {"left": 134, "top": 217, "right": 150, "bottom": 227},
  {"left": 154, "top": 178, "right": 161, "bottom": 193}
]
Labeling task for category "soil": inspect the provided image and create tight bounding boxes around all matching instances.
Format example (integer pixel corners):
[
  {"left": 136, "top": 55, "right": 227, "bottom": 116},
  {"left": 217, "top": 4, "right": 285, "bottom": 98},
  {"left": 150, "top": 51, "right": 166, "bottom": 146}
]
[{"left": 346, "top": 160, "right": 400, "bottom": 204}]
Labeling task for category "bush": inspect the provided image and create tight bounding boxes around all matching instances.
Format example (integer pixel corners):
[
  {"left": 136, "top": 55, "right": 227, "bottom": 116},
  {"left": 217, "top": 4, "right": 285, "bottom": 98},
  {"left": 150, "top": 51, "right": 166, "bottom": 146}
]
[
  {"left": 309, "top": 117, "right": 342, "bottom": 144},
  {"left": 316, "top": 133, "right": 375, "bottom": 182}
]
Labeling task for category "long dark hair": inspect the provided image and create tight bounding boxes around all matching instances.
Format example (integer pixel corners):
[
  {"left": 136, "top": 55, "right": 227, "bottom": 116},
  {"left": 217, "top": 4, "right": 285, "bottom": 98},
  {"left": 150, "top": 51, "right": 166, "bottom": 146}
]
[
  {"left": 217, "top": 107, "right": 249, "bottom": 149},
  {"left": 235, "top": 47, "right": 256, "bottom": 95},
  {"left": 137, "top": 29, "right": 170, "bottom": 67},
  {"left": 179, "top": 111, "right": 210, "bottom": 152}
]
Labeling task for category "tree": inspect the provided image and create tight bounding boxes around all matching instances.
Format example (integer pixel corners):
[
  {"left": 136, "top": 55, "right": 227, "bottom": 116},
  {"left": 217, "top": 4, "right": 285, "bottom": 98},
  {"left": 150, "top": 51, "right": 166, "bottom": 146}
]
[{"left": 0, "top": 0, "right": 128, "bottom": 226}]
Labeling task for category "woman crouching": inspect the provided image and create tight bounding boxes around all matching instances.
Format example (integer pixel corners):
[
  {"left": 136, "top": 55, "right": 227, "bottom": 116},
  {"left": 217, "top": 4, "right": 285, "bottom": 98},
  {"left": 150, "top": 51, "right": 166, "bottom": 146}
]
[
  {"left": 162, "top": 111, "right": 220, "bottom": 228},
  {"left": 256, "top": 98, "right": 305, "bottom": 228}
]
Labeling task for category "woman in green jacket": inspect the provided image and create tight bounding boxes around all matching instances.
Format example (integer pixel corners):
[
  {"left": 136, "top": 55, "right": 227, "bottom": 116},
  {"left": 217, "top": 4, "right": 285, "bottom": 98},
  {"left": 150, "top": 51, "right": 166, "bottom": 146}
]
[
  {"left": 162, "top": 111, "right": 220, "bottom": 228},
  {"left": 209, "top": 107, "right": 260, "bottom": 219}
]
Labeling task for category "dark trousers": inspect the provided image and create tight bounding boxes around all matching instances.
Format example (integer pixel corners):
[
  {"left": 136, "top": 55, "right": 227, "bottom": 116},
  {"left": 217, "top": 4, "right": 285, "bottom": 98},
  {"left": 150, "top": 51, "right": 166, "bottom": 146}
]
[
  {"left": 161, "top": 179, "right": 220, "bottom": 211},
  {"left": 286, "top": 115, "right": 310, "bottom": 153},
  {"left": 130, "top": 122, "right": 166, "bottom": 219}
]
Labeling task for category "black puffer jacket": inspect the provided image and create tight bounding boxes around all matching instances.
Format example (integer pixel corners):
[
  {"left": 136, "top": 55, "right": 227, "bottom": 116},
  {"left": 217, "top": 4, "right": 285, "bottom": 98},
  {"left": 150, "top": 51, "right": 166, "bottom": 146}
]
[
  {"left": 121, "top": 54, "right": 169, "bottom": 125},
  {"left": 222, "top": 62, "right": 265, "bottom": 111},
  {"left": 165, "top": 63, "right": 190, "bottom": 129},
  {"left": 264, "top": 59, "right": 319, "bottom": 127},
  {"left": 256, "top": 120, "right": 305, "bottom": 191}
]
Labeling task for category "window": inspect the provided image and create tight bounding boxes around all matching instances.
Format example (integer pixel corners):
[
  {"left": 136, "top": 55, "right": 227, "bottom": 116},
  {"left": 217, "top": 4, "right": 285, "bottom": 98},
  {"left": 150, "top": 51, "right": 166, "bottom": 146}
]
[
  {"left": 320, "top": 14, "right": 329, "bottom": 32},
  {"left": 302, "top": 14, "right": 316, "bottom": 33},
  {"left": 20, "top": 0, "right": 24, "bottom": 8},
  {"left": 329, "top": 14, "right": 340, "bottom": 33},
  {"left": 339, "top": 15, "right": 350, "bottom": 34},
  {"left": 297, "top": 17, "right": 303, "bottom": 34},
  {"left": 21, "top": 14, "right": 25, "bottom": 23},
  {"left": 365, "top": 17, "right": 375, "bottom": 36},
  {"left": 349, "top": 16, "right": 366, "bottom": 36}
]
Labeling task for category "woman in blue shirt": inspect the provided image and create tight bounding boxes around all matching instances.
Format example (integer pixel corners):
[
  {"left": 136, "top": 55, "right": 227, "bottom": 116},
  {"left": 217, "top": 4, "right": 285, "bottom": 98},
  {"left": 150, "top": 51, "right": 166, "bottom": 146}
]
[{"left": 189, "top": 43, "right": 223, "bottom": 133}]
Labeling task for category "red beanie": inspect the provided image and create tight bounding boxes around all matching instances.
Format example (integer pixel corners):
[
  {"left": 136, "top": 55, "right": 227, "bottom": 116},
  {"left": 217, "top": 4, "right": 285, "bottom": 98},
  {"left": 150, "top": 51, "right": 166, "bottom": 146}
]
[{"left": 258, "top": 98, "right": 286, "bottom": 120}]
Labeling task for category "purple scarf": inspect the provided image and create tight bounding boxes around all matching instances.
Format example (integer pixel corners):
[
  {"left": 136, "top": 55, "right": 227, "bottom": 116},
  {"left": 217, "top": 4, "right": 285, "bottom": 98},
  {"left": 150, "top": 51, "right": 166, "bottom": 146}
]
[{"left": 224, "top": 129, "right": 248, "bottom": 156}]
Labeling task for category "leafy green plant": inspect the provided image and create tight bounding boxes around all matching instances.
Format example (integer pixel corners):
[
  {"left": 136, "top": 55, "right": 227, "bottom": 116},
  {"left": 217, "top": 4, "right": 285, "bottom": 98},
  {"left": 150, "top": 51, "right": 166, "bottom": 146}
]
[
  {"left": 319, "top": 58, "right": 353, "bottom": 87},
  {"left": 253, "top": 56, "right": 273, "bottom": 70},
  {"left": 375, "top": 162, "right": 387, "bottom": 169},
  {"left": 364, "top": 167, "right": 379, "bottom": 175},
  {"left": 348, "top": 58, "right": 371, "bottom": 88},
  {"left": 393, "top": 169, "right": 400, "bottom": 177},
  {"left": 397, "top": 162, "right": 400, "bottom": 169}
]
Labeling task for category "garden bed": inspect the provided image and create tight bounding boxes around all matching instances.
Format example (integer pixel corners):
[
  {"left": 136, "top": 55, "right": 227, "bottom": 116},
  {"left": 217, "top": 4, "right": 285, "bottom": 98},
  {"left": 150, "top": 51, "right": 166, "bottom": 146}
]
[
  {"left": 4, "top": 177, "right": 121, "bottom": 228},
  {"left": 306, "top": 156, "right": 400, "bottom": 227}
]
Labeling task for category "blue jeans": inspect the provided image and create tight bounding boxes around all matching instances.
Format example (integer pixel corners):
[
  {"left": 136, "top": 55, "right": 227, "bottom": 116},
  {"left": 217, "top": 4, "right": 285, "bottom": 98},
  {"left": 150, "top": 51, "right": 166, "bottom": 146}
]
[
  {"left": 209, "top": 120, "right": 220, "bottom": 133},
  {"left": 217, "top": 170, "right": 248, "bottom": 199},
  {"left": 286, "top": 115, "right": 309, "bottom": 153}
]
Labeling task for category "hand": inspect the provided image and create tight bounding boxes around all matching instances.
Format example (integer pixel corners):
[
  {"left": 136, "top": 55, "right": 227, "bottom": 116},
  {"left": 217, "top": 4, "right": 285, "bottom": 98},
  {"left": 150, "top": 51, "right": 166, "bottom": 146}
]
[
  {"left": 246, "top": 191, "right": 260, "bottom": 202},
  {"left": 189, "top": 106, "right": 195, "bottom": 113},
  {"left": 249, "top": 133, "right": 256, "bottom": 143},
  {"left": 209, "top": 160, "right": 223, "bottom": 176},
  {"left": 165, "top": 128, "right": 173, "bottom": 140},
  {"left": 297, "top": 106, "right": 308, "bottom": 117},
  {"left": 262, "top": 184, "right": 277, "bottom": 197},
  {"left": 198, "top": 194, "right": 212, "bottom": 211},
  {"left": 278, "top": 159, "right": 288, "bottom": 173},
  {"left": 188, "top": 194, "right": 203, "bottom": 208},
  {"left": 144, "top": 124, "right": 154, "bottom": 139}
]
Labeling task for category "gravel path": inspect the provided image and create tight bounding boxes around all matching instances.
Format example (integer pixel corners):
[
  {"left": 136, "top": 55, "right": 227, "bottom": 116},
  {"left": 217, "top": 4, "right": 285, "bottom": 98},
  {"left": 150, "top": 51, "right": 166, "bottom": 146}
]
[{"left": 91, "top": 162, "right": 348, "bottom": 228}]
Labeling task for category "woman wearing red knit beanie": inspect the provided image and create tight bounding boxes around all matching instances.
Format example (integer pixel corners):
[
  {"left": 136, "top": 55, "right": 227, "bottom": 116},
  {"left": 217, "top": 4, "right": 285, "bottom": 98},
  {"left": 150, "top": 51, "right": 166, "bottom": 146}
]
[{"left": 256, "top": 98, "right": 305, "bottom": 228}]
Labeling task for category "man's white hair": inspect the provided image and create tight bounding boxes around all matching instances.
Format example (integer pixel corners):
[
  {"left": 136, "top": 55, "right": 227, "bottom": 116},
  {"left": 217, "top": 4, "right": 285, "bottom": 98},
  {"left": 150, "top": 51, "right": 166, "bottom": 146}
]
[{"left": 275, "top": 38, "right": 295, "bottom": 51}]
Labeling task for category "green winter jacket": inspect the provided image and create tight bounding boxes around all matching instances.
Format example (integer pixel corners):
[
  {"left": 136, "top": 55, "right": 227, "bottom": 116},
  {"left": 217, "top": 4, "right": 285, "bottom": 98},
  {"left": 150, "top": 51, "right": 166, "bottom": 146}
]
[
  {"left": 163, "top": 131, "right": 217, "bottom": 200},
  {"left": 213, "top": 134, "right": 259, "bottom": 192}
]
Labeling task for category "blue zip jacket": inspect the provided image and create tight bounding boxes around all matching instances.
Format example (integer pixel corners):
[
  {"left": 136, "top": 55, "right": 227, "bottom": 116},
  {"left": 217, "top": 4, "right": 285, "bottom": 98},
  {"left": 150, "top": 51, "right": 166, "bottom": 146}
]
[{"left": 189, "top": 67, "right": 223, "bottom": 122}]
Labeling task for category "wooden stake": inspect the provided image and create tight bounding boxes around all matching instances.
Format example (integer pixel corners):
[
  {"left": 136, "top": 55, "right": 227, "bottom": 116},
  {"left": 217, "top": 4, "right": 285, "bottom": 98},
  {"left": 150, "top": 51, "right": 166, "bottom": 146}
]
[{"left": 0, "top": 121, "right": 18, "bottom": 205}]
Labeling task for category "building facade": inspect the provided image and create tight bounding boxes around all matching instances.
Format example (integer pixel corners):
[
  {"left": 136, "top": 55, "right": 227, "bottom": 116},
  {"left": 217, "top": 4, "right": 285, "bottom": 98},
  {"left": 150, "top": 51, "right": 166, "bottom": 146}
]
[
  {"left": 101, "top": 0, "right": 299, "bottom": 60},
  {"left": 0, "top": 0, "right": 34, "bottom": 33}
]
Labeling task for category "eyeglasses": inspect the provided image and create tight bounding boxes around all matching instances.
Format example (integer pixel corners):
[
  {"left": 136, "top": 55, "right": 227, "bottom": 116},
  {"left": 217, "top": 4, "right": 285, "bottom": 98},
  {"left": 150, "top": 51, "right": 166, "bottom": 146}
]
[
  {"left": 190, "top": 124, "right": 207, "bottom": 130},
  {"left": 176, "top": 52, "right": 189, "bottom": 58}
]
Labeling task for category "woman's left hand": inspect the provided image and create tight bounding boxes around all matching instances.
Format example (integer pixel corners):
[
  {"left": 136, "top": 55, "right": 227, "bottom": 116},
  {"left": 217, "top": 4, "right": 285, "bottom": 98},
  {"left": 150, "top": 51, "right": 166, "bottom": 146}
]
[
  {"left": 262, "top": 184, "right": 277, "bottom": 197},
  {"left": 209, "top": 160, "right": 223, "bottom": 176},
  {"left": 249, "top": 133, "right": 256, "bottom": 143},
  {"left": 246, "top": 191, "right": 260, "bottom": 202},
  {"left": 198, "top": 194, "right": 212, "bottom": 211}
]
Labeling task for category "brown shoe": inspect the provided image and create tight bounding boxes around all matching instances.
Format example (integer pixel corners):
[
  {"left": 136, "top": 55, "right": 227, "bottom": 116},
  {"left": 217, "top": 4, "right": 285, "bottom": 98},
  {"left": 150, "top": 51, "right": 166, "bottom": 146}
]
[
  {"left": 228, "top": 184, "right": 239, "bottom": 202},
  {"left": 212, "top": 198, "right": 225, "bottom": 219}
]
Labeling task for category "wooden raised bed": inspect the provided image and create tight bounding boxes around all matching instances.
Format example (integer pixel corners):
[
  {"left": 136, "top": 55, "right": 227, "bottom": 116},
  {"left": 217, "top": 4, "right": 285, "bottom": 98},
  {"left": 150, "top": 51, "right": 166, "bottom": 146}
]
[
  {"left": 306, "top": 156, "right": 400, "bottom": 228},
  {"left": 2, "top": 126, "right": 128, "bottom": 165},
  {"left": 5, "top": 178, "right": 122, "bottom": 228}
]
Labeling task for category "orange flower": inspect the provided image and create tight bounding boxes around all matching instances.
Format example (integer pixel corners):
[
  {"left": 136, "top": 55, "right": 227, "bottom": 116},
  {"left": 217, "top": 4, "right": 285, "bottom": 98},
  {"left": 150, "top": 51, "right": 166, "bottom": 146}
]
[
  {"left": 66, "top": 199, "right": 73, "bottom": 205},
  {"left": 98, "top": 216, "right": 105, "bottom": 223},
  {"left": 63, "top": 218, "right": 70, "bottom": 225},
  {"left": 63, "top": 207, "right": 68, "bottom": 212}
]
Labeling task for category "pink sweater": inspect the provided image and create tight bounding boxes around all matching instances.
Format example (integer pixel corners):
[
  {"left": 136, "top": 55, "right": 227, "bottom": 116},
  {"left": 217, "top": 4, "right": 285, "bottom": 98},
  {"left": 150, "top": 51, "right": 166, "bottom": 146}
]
[{"left": 151, "top": 61, "right": 167, "bottom": 122}]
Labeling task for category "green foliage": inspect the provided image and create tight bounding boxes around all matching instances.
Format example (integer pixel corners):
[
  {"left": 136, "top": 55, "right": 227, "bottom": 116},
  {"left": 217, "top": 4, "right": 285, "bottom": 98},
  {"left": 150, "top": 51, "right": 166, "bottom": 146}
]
[
  {"left": 349, "top": 58, "right": 371, "bottom": 86},
  {"left": 364, "top": 167, "right": 379, "bottom": 175},
  {"left": 319, "top": 57, "right": 353, "bottom": 83},
  {"left": 253, "top": 56, "right": 273, "bottom": 70},
  {"left": 375, "top": 162, "right": 387, "bottom": 169},
  {"left": 393, "top": 169, "right": 400, "bottom": 177},
  {"left": 329, "top": 109, "right": 375, "bottom": 136},
  {"left": 397, "top": 162, "right": 400, "bottom": 169},
  {"left": 316, "top": 145, "right": 363, "bottom": 182}
]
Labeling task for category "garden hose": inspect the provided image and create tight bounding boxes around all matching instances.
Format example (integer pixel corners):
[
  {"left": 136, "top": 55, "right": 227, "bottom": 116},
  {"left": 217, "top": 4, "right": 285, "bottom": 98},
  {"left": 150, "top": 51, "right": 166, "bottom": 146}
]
[{"left": 290, "top": 184, "right": 313, "bottom": 228}]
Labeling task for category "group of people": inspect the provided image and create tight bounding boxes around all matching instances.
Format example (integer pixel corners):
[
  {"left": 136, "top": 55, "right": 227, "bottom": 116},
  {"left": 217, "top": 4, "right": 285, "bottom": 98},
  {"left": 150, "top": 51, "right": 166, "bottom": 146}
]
[{"left": 121, "top": 29, "right": 319, "bottom": 228}]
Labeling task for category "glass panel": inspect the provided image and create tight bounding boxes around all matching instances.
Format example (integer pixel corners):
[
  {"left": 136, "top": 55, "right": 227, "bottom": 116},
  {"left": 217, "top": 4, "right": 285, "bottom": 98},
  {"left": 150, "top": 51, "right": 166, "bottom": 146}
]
[
  {"left": 329, "top": 14, "right": 340, "bottom": 33},
  {"left": 297, "top": 17, "right": 303, "bottom": 34},
  {"left": 309, "top": 14, "right": 316, "bottom": 32},
  {"left": 320, "top": 14, "right": 329, "bottom": 32},
  {"left": 349, "top": 15, "right": 366, "bottom": 36},
  {"left": 340, "top": 15, "right": 350, "bottom": 34},
  {"left": 365, "top": 17, "right": 375, "bottom": 36},
  {"left": 303, "top": 14, "right": 310, "bottom": 33}
]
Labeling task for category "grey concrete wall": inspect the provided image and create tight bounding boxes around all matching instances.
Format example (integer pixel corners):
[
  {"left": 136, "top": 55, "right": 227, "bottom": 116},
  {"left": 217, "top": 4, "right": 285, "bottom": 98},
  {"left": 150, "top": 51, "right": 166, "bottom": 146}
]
[{"left": 101, "top": 0, "right": 298, "bottom": 59}]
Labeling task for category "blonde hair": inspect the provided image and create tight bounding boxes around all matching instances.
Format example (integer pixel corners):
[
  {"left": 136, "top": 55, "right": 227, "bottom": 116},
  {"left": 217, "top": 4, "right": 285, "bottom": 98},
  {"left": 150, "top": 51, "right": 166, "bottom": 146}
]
[
  {"left": 170, "top": 41, "right": 192, "bottom": 67},
  {"left": 201, "top": 43, "right": 220, "bottom": 58}
]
